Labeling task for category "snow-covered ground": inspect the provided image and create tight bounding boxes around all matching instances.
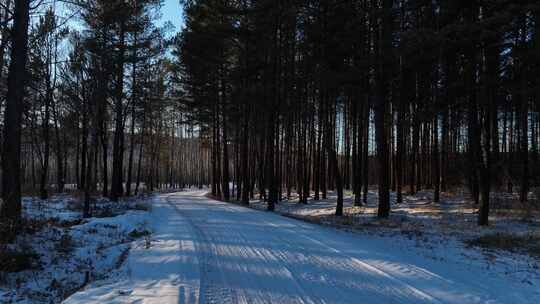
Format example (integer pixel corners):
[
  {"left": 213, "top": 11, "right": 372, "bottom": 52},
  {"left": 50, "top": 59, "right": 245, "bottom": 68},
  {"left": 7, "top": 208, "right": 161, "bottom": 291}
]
[
  {"left": 0, "top": 195, "right": 152, "bottom": 303},
  {"left": 248, "top": 189, "right": 540, "bottom": 244},
  {"left": 246, "top": 190, "right": 540, "bottom": 285},
  {"left": 64, "top": 194, "right": 200, "bottom": 304},
  {"left": 64, "top": 191, "right": 540, "bottom": 303}
]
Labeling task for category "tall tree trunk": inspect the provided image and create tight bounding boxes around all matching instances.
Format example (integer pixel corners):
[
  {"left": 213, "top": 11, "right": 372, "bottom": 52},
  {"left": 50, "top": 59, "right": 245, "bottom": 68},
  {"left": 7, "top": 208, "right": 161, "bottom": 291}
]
[
  {"left": 134, "top": 113, "right": 146, "bottom": 195},
  {"left": 362, "top": 97, "right": 369, "bottom": 204},
  {"left": 221, "top": 103, "right": 231, "bottom": 202},
  {"left": 126, "top": 38, "right": 138, "bottom": 197},
  {"left": 40, "top": 94, "right": 51, "bottom": 200},
  {"left": 433, "top": 117, "right": 440, "bottom": 203},
  {"left": 111, "top": 23, "right": 126, "bottom": 201},
  {"left": 1, "top": 0, "right": 30, "bottom": 223},
  {"left": 53, "top": 100, "right": 64, "bottom": 193},
  {"left": 241, "top": 103, "right": 250, "bottom": 204},
  {"left": 328, "top": 145, "right": 343, "bottom": 216},
  {"left": 375, "top": 0, "right": 393, "bottom": 219}
]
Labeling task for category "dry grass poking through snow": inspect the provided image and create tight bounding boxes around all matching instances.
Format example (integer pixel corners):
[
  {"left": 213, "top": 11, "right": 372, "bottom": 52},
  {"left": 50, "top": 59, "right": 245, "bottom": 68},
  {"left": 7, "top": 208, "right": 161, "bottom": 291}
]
[{"left": 466, "top": 233, "right": 540, "bottom": 257}]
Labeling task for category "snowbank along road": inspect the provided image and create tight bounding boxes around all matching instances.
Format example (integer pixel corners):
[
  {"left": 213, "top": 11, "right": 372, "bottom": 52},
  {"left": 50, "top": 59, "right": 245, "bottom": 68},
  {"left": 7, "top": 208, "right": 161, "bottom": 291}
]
[{"left": 66, "top": 190, "right": 539, "bottom": 304}]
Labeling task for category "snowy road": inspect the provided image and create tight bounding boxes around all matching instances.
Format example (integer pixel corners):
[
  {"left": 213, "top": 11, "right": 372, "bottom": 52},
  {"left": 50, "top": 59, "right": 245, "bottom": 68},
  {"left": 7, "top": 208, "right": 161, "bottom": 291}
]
[
  {"left": 66, "top": 191, "right": 538, "bottom": 303},
  {"left": 162, "top": 191, "right": 535, "bottom": 304}
]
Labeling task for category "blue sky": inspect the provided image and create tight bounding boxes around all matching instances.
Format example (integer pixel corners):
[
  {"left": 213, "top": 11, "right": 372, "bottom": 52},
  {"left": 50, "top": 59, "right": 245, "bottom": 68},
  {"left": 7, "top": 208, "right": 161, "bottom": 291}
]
[
  {"left": 159, "top": 0, "right": 184, "bottom": 31},
  {"left": 53, "top": 0, "right": 183, "bottom": 34}
]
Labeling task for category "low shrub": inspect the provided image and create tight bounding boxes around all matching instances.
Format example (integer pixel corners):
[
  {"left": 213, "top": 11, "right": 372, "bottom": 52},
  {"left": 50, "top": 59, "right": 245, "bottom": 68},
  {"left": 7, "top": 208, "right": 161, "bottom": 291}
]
[
  {"left": 128, "top": 229, "right": 151, "bottom": 239},
  {"left": 56, "top": 233, "right": 75, "bottom": 255},
  {"left": 0, "top": 250, "right": 40, "bottom": 273}
]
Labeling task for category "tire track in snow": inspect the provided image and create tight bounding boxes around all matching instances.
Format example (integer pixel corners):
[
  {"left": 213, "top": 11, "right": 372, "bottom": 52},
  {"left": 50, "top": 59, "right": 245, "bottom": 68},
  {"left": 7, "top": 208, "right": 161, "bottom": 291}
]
[
  {"left": 168, "top": 194, "right": 439, "bottom": 303},
  {"left": 177, "top": 196, "right": 316, "bottom": 304},
  {"left": 292, "top": 230, "right": 442, "bottom": 303},
  {"left": 166, "top": 195, "right": 239, "bottom": 304},
  {"left": 240, "top": 205, "right": 442, "bottom": 303},
  {"left": 206, "top": 201, "right": 322, "bottom": 304},
  {"left": 175, "top": 196, "right": 431, "bottom": 303}
]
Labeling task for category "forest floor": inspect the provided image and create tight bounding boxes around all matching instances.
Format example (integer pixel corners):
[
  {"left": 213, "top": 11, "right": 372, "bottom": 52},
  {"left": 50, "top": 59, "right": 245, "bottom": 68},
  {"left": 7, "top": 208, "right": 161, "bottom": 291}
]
[
  {"left": 248, "top": 189, "right": 540, "bottom": 254},
  {"left": 0, "top": 193, "right": 153, "bottom": 303}
]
